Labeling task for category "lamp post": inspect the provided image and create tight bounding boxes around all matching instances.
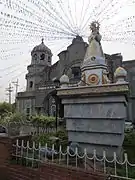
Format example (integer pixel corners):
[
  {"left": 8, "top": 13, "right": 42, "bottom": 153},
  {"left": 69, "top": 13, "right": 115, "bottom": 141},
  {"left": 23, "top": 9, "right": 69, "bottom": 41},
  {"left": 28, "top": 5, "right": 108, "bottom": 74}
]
[
  {"left": 53, "top": 79, "right": 60, "bottom": 132},
  {"left": 55, "top": 96, "right": 58, "bottom": 132}
]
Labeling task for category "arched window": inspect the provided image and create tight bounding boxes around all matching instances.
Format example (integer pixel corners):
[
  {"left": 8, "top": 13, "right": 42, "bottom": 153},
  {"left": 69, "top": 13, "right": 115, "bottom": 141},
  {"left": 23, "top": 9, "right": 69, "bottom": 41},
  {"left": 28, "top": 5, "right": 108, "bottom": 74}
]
[
  {"left": 33, "top": 54, "right": 37, "bottom": 60},
  {"left": 29, "top": 81, "right": 33, "bottom": 88},
  {"left": 40, "top": 53, "right": 45, "bottom": 60},
  {"left": 51, "top": 104, "right": 56, "bottom": 117},
  {"left": 72, "top": 67, "right": 81, "bottom": 79},
  {"left": 48, "top": 56, "right": 51, "bottom": 62}
]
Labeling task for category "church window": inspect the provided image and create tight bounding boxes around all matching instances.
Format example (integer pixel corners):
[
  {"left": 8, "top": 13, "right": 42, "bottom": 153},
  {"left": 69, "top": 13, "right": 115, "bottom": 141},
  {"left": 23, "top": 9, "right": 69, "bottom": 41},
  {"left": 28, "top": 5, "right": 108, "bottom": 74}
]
[
  {"left": 48, "top": 56, "right": 51, "bottom": 62},
  {"left": 26, "top": 108, "right": 30, "bottom": 118},
  {"left": 33, "top": 54, "right": 37, "bottom": 60},
  {"left": 45, "top": 54, "right": 48, "bottom": 60},
  {"left": 51, "top": 104, "right": 56, "bottom": 117},
  {"left": 40, "top": 53, "right": 45, "bottom": 60},
  {"left": 72, "top": 67, "right": 81, "bottom": 79},
  {"left": 36, "top": 107, "right": 41, "bottom": 115},
  {"left": 29, "top": 81, "right": 33, "bottom": 88}
]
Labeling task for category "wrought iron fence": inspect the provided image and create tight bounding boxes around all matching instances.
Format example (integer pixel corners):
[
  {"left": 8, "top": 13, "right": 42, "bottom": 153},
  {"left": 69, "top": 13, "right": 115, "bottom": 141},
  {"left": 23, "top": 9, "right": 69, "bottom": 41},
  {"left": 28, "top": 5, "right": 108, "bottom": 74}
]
[
  {"left": 20, "top": 123, "right": 57, "bottom": 136},
  {"left": 12, "top": 139, "right": 135, "bottom": 180},
  {"left": 0, "top": 121, "right": 57, "bottom": 136}
]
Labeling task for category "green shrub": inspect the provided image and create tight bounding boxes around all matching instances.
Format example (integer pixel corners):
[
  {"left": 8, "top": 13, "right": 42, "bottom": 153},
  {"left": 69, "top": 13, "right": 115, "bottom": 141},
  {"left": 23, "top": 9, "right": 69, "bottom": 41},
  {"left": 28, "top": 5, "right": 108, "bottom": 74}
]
[
  {"left": 30, "top": 115, "right": 55, "bottom": 127},
  {"left": 123, "top": 131, "right": 135, "bottom": 147},
  {"left": 32, "top": 129, "right": 68, "bottom": 150},
  {"left": 8, "top": 112, "right": 26, "bottom": 123},
  {"left": 55, "top": 129, "right": 68, "bottom": 148},
  {"left": 123, "top": 131, "right": 135, "bottom": 163}
]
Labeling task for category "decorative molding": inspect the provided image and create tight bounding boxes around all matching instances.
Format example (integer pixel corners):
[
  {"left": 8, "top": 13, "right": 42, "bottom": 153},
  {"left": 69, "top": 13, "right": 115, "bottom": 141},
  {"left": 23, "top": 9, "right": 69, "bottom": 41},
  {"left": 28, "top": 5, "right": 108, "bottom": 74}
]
[{"left": 57, "top": 83, "right": 129, "bottom": 97}]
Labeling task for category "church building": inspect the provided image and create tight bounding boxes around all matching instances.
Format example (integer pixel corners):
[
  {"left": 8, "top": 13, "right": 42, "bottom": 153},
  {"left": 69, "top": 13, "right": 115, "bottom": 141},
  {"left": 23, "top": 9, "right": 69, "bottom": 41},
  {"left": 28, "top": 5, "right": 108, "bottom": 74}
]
[{"left": 16, "top": 36, "right": 135, "bottom": 123}]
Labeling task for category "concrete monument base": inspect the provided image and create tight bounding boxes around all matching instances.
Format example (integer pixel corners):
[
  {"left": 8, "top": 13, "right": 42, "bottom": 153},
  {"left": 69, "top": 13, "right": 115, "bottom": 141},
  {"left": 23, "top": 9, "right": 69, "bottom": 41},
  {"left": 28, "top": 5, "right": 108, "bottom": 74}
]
[{"left": 57, "top": 83, "right": 129, "bottom": 157}]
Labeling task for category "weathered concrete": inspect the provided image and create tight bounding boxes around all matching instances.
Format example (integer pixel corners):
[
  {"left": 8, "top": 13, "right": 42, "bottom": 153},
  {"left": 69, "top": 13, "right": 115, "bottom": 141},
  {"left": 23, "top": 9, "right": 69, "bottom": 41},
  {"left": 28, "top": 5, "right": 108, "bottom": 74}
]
[{"left": 57, "top": 83, "right": 129, "bottom": 157}]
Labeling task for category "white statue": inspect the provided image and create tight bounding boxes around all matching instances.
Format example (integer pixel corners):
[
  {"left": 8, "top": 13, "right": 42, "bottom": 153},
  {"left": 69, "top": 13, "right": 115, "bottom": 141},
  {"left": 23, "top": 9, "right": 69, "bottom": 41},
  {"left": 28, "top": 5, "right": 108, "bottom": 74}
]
[
  {"left": 80, "top": 21, "right": 110, "bottom": 86},
  {"left": 84, "top": 21, "right": 104, "bottom": 61}
]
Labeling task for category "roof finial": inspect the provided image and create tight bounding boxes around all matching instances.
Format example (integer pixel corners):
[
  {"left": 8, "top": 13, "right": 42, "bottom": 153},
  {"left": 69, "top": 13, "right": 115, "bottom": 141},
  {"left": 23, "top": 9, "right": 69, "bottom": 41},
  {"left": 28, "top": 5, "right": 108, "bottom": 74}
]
[{"left": 41, "top": 37, "right": 44, "bottom": 44}]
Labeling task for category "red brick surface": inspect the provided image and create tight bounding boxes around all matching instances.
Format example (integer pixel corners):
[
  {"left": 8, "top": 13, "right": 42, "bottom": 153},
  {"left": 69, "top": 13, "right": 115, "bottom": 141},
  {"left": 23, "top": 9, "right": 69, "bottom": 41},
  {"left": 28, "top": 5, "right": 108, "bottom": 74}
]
[
  {"left": 0, "top": 136, "right": 107, "bottom": 180},
  {"left": 3, "top": 163, "right": 106, "bottom": 180}
]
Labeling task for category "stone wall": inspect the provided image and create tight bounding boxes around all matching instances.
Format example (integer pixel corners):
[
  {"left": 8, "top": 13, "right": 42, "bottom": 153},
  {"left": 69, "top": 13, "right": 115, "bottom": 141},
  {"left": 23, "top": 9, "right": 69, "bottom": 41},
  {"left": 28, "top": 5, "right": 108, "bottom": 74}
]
[{"left": 58, "top": 36, "right": 87, "bottom": 80}]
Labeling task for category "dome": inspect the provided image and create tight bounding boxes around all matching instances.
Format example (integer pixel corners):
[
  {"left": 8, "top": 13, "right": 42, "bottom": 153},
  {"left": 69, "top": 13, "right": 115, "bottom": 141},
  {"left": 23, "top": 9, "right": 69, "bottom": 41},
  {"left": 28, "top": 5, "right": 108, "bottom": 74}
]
[
  {"left": 31, "top": 38, "right": 52, "bottom": 54},
  {"left": 114, "top": 66, "right": 127, "bottom": 78},
  {"left": 60, "top": 74, "right": 69, "bottom": 84}
]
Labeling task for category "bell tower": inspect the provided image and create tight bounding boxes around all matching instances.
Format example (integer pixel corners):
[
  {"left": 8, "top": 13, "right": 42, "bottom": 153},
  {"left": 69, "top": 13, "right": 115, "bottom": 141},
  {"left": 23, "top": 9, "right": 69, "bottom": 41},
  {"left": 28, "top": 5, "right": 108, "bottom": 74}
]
[{"left": 26, "top": 39, "right": 53, "bottom": 91}]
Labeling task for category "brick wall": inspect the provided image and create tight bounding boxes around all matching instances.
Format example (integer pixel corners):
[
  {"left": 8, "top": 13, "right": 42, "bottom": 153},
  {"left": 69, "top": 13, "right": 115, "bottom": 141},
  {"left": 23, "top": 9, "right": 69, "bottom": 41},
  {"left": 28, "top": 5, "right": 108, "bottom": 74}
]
[
  {"left": 0, "top": 136, "right": 107, "bottom": 180},
  {"left": 7, "top": 165, "right": 38, "bottom": 180},
  {"left": 6, "top": 163, "right": 106, "bottom": 180}
]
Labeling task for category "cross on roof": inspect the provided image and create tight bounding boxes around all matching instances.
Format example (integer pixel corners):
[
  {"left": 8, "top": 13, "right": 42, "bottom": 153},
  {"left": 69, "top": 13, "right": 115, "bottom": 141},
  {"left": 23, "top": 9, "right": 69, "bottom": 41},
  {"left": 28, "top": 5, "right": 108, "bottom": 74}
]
[{"left": 41, "top": 38, "right": 44, "bottom": 43}]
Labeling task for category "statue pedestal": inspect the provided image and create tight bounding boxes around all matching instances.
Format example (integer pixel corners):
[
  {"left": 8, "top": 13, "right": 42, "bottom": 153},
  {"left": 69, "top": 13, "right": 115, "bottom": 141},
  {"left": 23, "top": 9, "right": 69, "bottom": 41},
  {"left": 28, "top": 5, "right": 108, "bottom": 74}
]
[{"left": 57, "top": 83, "right": 129, "bottom": 157}]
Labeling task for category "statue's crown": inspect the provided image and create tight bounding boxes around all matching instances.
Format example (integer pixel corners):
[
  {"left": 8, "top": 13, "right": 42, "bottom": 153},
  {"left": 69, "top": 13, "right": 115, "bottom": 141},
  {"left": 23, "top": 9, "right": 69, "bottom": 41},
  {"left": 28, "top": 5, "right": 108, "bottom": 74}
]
[{"left": 90, "top": 21, "right": 100, "bottom": 31}]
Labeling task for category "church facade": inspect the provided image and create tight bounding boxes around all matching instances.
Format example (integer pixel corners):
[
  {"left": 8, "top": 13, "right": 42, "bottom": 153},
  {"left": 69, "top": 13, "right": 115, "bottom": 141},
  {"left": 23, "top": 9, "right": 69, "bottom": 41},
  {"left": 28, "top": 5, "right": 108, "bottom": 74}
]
[{"left": 16, "top": 36, "right": 135, "bottom": 123}]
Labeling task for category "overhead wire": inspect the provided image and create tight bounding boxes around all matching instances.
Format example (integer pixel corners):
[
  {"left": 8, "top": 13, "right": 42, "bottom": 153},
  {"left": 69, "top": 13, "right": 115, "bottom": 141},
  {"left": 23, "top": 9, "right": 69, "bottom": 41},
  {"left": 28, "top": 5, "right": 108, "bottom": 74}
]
[
  {"left": 79, "top": 0, "right": 90, "bottom": 31},
  {"left": 0, "top": 0, "right": 135, "bottom": 88}
]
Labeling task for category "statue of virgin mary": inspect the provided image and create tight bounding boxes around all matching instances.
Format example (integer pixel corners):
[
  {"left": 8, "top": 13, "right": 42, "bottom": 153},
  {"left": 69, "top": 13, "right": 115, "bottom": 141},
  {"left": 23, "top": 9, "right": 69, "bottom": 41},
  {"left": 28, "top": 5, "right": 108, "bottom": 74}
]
[{"left": 84, "top": 21, "right": 105, "bottom": 64}]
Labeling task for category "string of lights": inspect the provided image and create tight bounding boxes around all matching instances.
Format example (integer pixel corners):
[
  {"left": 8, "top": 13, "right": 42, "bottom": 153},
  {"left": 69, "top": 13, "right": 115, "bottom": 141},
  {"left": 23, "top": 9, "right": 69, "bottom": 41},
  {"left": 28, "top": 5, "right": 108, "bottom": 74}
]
[
  {"left": 0, "top": 0, "right": 135, "bottom": 101},
  {"left": 0, "top": 0, "right": 134, "bottom": 47}
]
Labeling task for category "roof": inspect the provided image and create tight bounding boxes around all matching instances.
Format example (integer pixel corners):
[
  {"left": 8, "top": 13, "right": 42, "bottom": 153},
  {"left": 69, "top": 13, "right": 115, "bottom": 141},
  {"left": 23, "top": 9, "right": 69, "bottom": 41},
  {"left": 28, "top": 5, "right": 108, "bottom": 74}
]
[{"left": 31, "top": 38, "right": 52, "bottom": 54}]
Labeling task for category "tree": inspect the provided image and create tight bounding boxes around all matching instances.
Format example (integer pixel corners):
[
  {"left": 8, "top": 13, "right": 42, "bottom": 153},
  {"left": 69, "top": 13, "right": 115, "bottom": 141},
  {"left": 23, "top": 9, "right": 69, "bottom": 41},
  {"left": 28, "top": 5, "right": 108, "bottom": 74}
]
[{"left": 0, "top": 102, "right": 13, "bottom": 119}]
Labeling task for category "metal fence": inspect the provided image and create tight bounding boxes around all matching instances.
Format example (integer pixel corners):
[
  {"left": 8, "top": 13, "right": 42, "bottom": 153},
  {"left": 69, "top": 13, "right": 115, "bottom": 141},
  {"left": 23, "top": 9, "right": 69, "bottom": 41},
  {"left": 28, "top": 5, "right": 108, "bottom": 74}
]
[
  {"left": 19, "top": 124, "right": 57, "bottom": 136},
  {"left": 12, "top": 139, "right": 135, "bottom": 180},
  {"left": 0, "top": 121, "right": 58, "bottom": 136}
]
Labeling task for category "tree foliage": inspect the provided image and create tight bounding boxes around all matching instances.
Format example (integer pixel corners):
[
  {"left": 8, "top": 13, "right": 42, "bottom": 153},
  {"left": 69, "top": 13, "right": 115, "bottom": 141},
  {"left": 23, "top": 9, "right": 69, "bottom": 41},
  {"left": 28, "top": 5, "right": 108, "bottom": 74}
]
[
  {"left": 0, "top": 102, "right": 26, "bottom": 125},
  {"left": 0, "top": 112, "right": 26, "bottom": 125},
  {"left": 0, "top": 102, "right": 14, "bottom": 118}
]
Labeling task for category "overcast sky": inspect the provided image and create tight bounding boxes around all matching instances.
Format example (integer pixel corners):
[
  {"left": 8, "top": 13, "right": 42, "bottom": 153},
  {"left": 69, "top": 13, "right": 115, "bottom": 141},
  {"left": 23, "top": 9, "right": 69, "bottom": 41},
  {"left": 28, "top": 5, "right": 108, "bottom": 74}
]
[{"left": 0, "top": 0, "right": 135, "bottom": 102}]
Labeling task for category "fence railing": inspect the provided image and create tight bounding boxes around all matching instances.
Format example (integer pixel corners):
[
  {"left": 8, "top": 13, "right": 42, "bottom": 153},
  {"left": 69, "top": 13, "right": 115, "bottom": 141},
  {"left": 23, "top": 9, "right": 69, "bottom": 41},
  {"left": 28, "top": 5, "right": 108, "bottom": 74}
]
[
  {"left": 12, "top": 139, "right": 135, "bottom": 180},
  {"left": 20, "top": 124, "right": 57, "bottom": 136},
  {"left": 0, "top": 121, "right": 59, "bottom": 136}
]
